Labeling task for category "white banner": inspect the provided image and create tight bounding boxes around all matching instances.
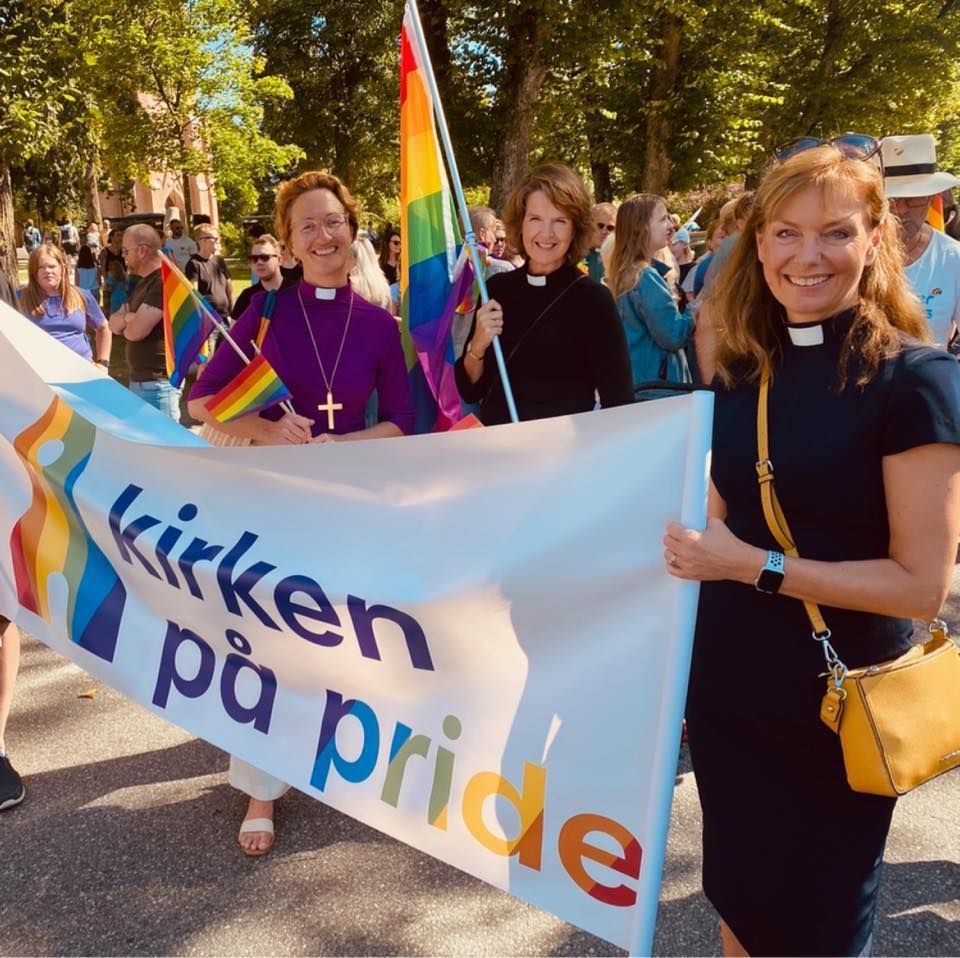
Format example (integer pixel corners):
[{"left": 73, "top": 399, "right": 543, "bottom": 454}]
[{"left": 0, "top": 303, "right": 711, "bottom": 954}]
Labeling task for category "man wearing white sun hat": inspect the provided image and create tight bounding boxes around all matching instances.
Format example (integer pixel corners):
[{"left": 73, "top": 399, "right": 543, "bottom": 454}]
[{"left": 882, "top": 133, "right": 960, "bottom": 347}]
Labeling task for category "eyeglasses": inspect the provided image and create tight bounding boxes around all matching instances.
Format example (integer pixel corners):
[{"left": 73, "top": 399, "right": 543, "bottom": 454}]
[
  {"left": 774, "top": 133, "right": 882, "bottom": 165},
  {"left": 889, "top": 196, "right": 931, "bottom": 209},
  {"left": 294, "top": 215, "right": 348, "bottom": 237},
  {"left": 199, "top": 234, "right": 218, "bottom": 242},
  {"left": 250, "top": 253, "right": 277, "bottom": 263},
  {"left": 596, "top": 223, "right": 615, "bottom": 233}
]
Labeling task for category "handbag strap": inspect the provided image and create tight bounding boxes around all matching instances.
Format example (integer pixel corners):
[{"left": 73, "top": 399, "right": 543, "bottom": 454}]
[{"left": 757, "top": 375, "right": 853, "bottom": 686}]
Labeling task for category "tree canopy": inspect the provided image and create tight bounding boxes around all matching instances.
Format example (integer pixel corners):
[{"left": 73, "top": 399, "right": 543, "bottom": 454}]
[{"left": 3, "top": 0, "right": 960, "bottom": 278}]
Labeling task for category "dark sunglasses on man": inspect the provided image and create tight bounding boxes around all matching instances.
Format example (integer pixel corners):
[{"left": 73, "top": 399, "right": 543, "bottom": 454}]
[
  {"left": 774, "top": 133, "right": 882, "bottom": 172},
  {"left": 250, "top": 253, "right": 277, "bottom": 263},
  {"left": 596, "top": 223, "right": 615, "bottom": 233}
]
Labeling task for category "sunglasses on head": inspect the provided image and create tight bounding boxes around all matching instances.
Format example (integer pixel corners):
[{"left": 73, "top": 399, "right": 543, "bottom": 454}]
[
  {"left": 250, "top": 253, "right": 276, "bottom": 263},
  {"left": 774, "top": 133, "right": 882, "bottom": 167}
]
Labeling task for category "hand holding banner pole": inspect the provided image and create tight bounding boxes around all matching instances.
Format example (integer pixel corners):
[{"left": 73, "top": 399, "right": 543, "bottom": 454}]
[{"left": 404, "top": 0, "right": 519, "bottom": 424}]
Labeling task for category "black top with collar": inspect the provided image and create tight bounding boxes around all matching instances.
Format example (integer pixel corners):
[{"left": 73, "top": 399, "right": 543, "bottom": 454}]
[{"left": 454, "top": 263, "right": 633, "bottom": 425}]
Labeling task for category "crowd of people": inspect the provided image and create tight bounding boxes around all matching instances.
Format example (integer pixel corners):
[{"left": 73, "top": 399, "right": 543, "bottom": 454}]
[{"left": 2, "top": 130, "right": 960, "bottom": 957}]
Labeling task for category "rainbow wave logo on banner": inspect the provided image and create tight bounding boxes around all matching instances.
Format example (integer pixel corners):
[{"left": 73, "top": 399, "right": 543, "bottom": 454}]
[
  {"left": 400, "top": 6, "right": 473, "bottom": 433},
  {"left": 9, "top": 397, "right": 126, "bottom": 661}
]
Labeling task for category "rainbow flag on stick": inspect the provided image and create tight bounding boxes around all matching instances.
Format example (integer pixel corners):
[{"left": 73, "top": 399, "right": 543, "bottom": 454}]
[
  {"left": 160, "top": 257, "right": 215, "bottom": 388},
  {"left": 400, "top": 3, "right": 474, "bottom": 433},
  {"left": 205, "top": 352, "right": 293, "bottom": 424}
]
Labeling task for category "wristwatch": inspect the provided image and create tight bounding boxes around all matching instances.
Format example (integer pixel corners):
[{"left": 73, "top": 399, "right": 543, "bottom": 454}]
[{"left": 755, "top": 550, "right": 785, "bottom": 594}]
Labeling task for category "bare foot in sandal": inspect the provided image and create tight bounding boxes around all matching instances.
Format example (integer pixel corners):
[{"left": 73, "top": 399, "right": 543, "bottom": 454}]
[{"left": 238, "top": 797, "right": 275, "bottom": 856}]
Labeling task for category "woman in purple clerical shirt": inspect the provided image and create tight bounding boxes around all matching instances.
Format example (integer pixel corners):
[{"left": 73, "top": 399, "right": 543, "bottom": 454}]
[
  {"left": 20, "top": 243, "right": 112, "bottom": 368},
  {"left": 189, "top": 172, "right": 413, "bottom": 445},
  {"left": 187, "top": 170, "right": 414, "bottom": 857}
]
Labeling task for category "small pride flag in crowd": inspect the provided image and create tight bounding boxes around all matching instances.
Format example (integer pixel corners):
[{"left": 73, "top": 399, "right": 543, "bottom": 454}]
[
  {"left": 204, "top": 353, "right": 292, "bottom": 424},
  {"left": 927, "top": 193, "right": 946, "bottom": 232},
  {"left": 160, "top": 257, "right": 215, "bottom": 388}
]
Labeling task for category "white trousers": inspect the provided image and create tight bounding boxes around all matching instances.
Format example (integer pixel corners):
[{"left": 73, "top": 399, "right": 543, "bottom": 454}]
[{"left": 228, "top": 754, "right": 290, "bottom": 802}]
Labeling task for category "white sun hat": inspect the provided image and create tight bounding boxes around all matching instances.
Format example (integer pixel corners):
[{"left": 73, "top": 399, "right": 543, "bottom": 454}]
[{"left": 881, "top": 134, "right": 960, "bottom": 198}]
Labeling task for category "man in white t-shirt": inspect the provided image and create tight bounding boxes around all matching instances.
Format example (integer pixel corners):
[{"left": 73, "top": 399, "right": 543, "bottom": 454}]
[
  {"left": 164, "top": 217, "right": 199, "bottom": 271},
  {"left": 882, "top": 134, "right": 960, "bottom": 347}
]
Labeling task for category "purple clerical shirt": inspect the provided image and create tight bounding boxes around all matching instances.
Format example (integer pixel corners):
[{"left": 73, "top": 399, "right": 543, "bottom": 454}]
[{"left": 189, "top": 281, "right": 414, "bottom": 437}]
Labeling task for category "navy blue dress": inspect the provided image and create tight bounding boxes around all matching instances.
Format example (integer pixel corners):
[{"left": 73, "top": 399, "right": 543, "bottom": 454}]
[{"left": 686, "top": 309, "right": 960, "bottom": 956}]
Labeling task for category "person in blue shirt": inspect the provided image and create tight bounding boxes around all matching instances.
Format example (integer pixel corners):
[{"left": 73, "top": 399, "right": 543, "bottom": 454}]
[
  {"left": 606, "top": 194, "right": 695, "bottom": 399},
  {"left": 20, "top": 243, "right": 111, "bottom": 367}
]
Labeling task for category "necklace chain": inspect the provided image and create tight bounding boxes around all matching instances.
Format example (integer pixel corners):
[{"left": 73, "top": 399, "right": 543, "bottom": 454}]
[{"left": 298, "top": 285, "right": 355, "bottom": 395}]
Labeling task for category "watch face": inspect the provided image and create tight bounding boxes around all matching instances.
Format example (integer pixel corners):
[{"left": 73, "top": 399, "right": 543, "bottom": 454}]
[{"left": 756, "top": 568, "right": 784, "bottom": 594}]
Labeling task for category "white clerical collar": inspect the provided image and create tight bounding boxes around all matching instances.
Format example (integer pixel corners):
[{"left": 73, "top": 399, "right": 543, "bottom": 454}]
[
  {"left": 786, "top": 323, "right": 825, "bottom": 346},
  {"left": 315, "top": 286, "right": 337, "bottom": 301},
  {"left": 526, "top": 273, "right": 547, "bottom": 287}
]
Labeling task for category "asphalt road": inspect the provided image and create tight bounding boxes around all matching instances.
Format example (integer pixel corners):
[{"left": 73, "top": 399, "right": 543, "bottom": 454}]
[{"left": 2, "top": 586, "right": 959, "bottom": 957}]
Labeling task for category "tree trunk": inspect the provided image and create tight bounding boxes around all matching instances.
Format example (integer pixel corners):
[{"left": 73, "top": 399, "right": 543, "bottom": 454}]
[
  {"left": 181, "top": 169, "right": 194, "bottom": 227},
  {"left": 641, "top": 10, "right": 683, "bottom": 195},
  {"left": 85, "top": 153, "right": 103, "bottom": 228},
  {"left": 588, "top": 128, "right": 613, "bottom": 201},
  {"left": 489, "top": 10, "right": 551, "bottom": 211},
  {"left": 0, "top": 162, "right": 17, "bottom": 290},
  {"left": 417, "top": 0, "right": 452, "bottom": 95}
]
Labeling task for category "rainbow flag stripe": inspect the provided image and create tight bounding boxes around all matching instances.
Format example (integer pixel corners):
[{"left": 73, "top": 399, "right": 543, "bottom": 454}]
[
  {"left": 162, "top": 258, "right": 215, "bottom": 388},
  {"left": 927, "top": 193, "right": 945, "bottom": 232},
  {"left": 9, "top": 396, "right": 126, "bottom": 661},
  {"left": 400, "top": 3, "right": 473, "bottom": 433},
  {"left": 205, "top": 352, "right": 292, "bottom": 423}
]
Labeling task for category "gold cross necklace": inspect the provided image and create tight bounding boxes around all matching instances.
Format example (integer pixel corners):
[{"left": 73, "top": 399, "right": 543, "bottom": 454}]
[{"left": 298, "top": 285, "right": 355, "bottom": 431}]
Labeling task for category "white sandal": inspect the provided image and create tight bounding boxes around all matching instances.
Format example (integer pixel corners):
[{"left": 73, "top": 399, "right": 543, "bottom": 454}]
[{"left": 238, "top": 817, "right": 275, "bottom": 857}]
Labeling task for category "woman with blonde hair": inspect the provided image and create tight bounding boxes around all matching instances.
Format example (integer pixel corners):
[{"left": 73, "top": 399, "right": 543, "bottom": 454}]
[
  {"left": 351, "top": 234, "right": 392, "bottom": 312},
  {"left": 454, "top": 163, "right": 632, "bottom": 424},
  {"left": 607, "top": 194, "right": 694, "bottom": 399},
  {"left": 21, "top": 243, "right": 111, "bottom": 366},
  {"left": 663, "top": 140, "right": 960, "bottom": 956}
]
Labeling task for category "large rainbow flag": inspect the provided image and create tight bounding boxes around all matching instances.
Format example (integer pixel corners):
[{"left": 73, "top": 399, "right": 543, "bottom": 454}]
[
  {"left": 160, "top": 257, "right": 215, "bottom": 388},
  {"left": 400, "top": 2, "right": 474, "bottom": 433}
]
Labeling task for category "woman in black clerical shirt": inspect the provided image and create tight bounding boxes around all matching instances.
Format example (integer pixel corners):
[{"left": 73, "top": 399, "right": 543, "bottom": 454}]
[{"left": 454, "top": 164, "right": 633, "bottom": 425}]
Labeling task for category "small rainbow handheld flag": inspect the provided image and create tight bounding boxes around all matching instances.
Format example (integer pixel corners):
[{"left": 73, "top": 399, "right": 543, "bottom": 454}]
[
  {"left": 205, "top": 352, "right": 292, "bottom": 423},
  {"left": 161, "top": 258, "right": 215, "bottom": 388}
]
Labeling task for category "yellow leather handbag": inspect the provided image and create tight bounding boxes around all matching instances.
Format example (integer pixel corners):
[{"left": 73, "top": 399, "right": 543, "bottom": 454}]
[{"left": 757, "top": 376, "right": 960, "bottom": 797}]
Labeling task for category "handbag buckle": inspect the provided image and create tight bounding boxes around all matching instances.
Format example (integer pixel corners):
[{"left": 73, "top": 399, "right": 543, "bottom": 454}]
[
  {"left": 755, "top": 459, "right": 774, "bottom": 483},
  {"left": 812, "top": 629, "right": 848, "bottom": 689}
]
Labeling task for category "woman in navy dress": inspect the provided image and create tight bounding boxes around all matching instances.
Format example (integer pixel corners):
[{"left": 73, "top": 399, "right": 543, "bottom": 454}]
[{"left": 663, "top": 143, "right": 960, "bottom": 955}]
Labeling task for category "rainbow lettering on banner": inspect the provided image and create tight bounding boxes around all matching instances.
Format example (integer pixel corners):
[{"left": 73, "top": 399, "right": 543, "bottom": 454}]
[
  {"left": 400, "top": 5, "right": 474, "bottom": 433},
  {"left": 162, "top": 258, "right": 215, "bottom": 388},
  {"left": 205, "top": 353, "right": 292, "bottom": 424},
  {"left": 9, "top": 397, "right": 126, "bottom": 662}
]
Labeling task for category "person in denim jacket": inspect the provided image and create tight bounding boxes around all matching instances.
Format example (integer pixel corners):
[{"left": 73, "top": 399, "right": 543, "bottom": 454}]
[{"left": 607, "top": 194, "right": 695, "bottom": 399}]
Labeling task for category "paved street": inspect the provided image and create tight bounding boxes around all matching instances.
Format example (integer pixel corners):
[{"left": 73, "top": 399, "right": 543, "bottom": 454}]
[{"left": 2, "top": 584, "right": 959, "bottom": 956}]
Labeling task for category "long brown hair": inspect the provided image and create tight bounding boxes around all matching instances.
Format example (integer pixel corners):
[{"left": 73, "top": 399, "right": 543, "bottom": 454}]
[
  {"left": 22, "top": 244, "right": 84, "bottom": 317},
  {"left": 607, "top": 194, "right": 665, "bottom": 299},
  {"left": 708, "top": 146, "right": 927, "bottom": 388}
]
